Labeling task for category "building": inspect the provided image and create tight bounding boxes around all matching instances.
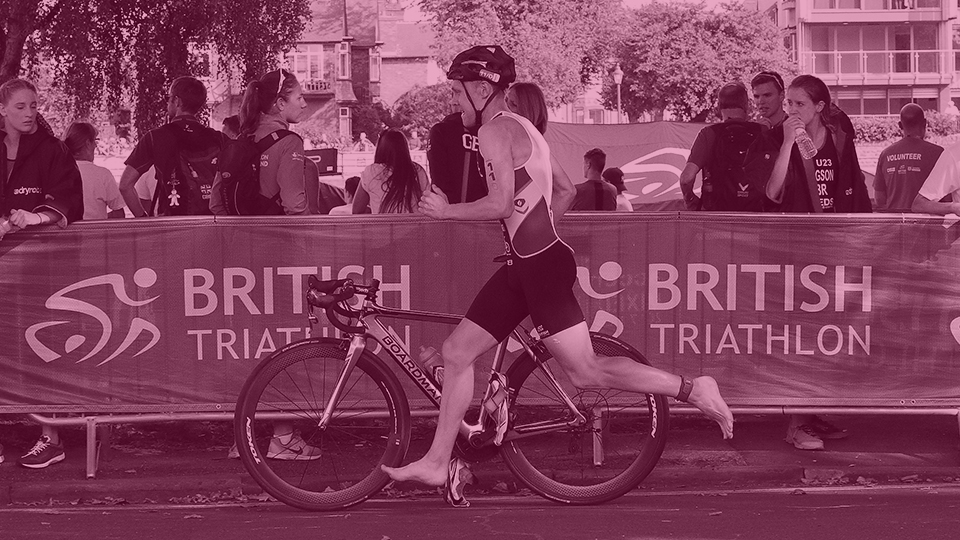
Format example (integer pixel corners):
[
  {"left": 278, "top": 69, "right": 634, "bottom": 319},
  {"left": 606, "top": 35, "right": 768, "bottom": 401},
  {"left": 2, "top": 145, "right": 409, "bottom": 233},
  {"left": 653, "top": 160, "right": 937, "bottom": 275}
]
[
  {"left": 377, "top": 2, "right": 443, "bottom": 107},
  {"left": 767, "top": 0, "right": 957, "bottom": 115}
]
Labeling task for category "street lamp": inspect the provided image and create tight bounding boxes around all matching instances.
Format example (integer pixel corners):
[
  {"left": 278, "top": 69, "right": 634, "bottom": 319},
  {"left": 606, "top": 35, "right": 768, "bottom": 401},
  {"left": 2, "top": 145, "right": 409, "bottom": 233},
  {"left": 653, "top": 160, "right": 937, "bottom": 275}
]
[{"left": 612, "top": 63, "right": 624, "bottom": 124}]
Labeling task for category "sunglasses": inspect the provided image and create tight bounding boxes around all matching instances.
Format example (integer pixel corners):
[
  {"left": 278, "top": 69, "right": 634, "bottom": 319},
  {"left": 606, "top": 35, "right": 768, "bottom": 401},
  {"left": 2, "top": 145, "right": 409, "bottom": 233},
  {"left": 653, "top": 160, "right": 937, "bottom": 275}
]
[{"left": 276, "top": 69, "right": 286, "bottom": 98}]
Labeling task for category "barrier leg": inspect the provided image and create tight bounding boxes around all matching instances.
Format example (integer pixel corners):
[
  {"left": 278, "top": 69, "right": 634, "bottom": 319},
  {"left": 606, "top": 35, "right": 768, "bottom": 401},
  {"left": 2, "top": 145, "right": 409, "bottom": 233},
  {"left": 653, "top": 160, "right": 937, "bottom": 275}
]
[{"left": 85, "top": 417, "right": 98, "bottom": 479}]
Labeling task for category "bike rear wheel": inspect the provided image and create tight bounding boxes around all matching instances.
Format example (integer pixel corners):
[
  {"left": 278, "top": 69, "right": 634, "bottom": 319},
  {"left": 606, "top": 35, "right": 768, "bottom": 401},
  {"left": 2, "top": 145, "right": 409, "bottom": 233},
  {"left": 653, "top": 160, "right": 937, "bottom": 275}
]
[
  {"left": 501, "top": 333, "right": 669, "bottom": 504},
  {"left": 234, "top": 338, "right": 410, "bottom": 511}
]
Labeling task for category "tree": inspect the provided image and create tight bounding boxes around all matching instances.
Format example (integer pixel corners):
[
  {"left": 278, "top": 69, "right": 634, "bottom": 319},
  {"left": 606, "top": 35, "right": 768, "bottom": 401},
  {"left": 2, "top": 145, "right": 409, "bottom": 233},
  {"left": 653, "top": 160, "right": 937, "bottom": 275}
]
[
  {"left": 605, "top": 2, "right": 794, "bottom": 121},
  {"left": 3, "top": 0, "right": 309, "bottom": 135},
  {"left": 418, "top": 0, "right": 625, "bottom": 107},
  {"left": 391, "top": 81, "right": 457, "bottom": 145}
]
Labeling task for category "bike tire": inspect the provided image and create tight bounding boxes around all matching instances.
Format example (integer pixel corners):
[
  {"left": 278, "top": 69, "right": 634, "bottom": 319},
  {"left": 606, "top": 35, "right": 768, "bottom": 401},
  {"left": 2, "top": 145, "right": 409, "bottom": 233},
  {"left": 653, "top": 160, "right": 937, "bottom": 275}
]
[
  {"left": 501, "top": 333, "right": 669, "bottom": 504},
  {"left": 234, "top": 338, "right": 411, "bottom": 511}
]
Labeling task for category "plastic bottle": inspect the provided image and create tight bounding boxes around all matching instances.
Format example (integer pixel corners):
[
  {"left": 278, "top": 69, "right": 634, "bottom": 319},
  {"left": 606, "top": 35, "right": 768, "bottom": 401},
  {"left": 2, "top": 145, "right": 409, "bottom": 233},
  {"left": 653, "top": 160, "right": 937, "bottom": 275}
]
[
  {"left": 419, "top": 346, "right": 444, "bottom": 387},
  {"left": 795, "top": 127, "right": 818, "bottom": 160}
]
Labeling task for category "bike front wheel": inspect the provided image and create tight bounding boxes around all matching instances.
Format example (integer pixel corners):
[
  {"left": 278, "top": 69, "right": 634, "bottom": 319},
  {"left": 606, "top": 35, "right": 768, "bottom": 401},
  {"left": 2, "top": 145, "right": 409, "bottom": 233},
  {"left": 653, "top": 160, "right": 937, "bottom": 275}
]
[
  {"left": 501, "top": 333, "right": 669, "bottom": 504},
  {"left": 234, "top": 338, "right": 411, "bottom": 511}
]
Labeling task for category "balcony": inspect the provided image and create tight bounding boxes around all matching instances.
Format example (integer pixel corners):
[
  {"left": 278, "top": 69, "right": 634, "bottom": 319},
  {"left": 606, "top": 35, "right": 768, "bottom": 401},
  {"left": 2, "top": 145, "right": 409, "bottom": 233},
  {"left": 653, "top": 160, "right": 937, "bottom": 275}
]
[
  {"left": 799, "top": 50, "right": 954, "bottom": 86},
  {"left": 301, "top": 78, "right": 334, "bottom": 96},
  {"left": 806, "top": 0, "right": 950, "bottom": 23}
]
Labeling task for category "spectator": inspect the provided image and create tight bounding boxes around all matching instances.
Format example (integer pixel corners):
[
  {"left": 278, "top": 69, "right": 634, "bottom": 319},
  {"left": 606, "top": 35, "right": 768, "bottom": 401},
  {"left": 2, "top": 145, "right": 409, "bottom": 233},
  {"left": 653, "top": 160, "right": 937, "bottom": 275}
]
[
  {"left": 221, "top": 114, "right": 241, "bottom": 140},
  {"left": 354, "top": 132, "right": 374, "bottom": 152},
  {"left": 0, "top": 78, "right": 83, "bottom": 468},
  {"left": 679, "top": 82, "right": 762, "bottom": 211},
  {"left": 744, "top": 74, "right": 870, "bottom": 450},
  {"left": 64, "top": 122, "right": 125, "bottom": 220},
  {"left": 912, "top": 138, "right": 960, "bottom": 215},
  {"left": 744, "top": 74, "right": 872, "bottom": 214},
  {"left": 504, "top": 81, "right": 576, "bottom": 217},
  {"left": 329, "top": 176, "right": 360, "bottom": 215},
  {"left": 119, "top": 76, "right": 223, "bottom": 217},
  {"left": 570, "top": 148, "right": 617, "bottom": 211},
  {"left": 751, "top": 71, "right": 787, "bottom": 131},
  {"left": 602, "top": 167, "right": 633, "bottom": 212},
  {"left": 428, "top": 112, "right": 486, "bottom": 204},
  {"left": 210, "top": 69, "right": 309, "bottom": 216},
  {"left": 874, "top": 104, "right": 943, "bottom": 212},
  {"left": 353, "top": 129, "right": 428, "bottom": 214}
]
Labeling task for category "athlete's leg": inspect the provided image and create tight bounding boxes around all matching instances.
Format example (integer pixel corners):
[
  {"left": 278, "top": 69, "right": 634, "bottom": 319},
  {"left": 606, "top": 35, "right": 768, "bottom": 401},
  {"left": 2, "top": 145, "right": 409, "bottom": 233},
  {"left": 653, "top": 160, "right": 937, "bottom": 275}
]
[
  {"left": 542, "top": 321, "right": 734, "bottom": 439},
  {"left": 382, "top": 318, "right": 499, "bottom": 485}
]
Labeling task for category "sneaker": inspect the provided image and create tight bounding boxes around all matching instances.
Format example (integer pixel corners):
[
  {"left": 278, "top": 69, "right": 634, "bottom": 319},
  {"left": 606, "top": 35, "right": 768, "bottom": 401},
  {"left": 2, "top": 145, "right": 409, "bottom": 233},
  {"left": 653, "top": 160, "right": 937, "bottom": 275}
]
[
  {"left": 18, "top": 436, "right": 66, "bottom": 469},
  {"left": 227, "top": 443, "right": 239, "bottom": 459},
  {"left": 266, "top": 433, "right": 322, "bottom": 461},
  {"left": 785, "top": 424, "right": 824, "bottom": 451},
  {"left": 809, "top": 416, "right": 848, "bottom": 440}
]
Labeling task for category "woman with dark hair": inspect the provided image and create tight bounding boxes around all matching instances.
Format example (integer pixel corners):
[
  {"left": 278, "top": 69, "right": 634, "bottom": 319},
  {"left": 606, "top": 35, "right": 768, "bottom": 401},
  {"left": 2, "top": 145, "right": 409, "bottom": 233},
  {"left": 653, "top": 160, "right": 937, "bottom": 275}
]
[
  {"left": 744, "top": 74, "right": 871, "bottom": 213},
  {"left": 505, "top": 82, "right": 576, "bottom": 217},
  {"left": 353, "top": 129, "right": 428, "bottom": 214},
  {"left": 64, "top": 121, "right": 125, "bottom": 220},
  {"left": 210, "top": 69, "right": 309, "bottom": 215},
  {"left": 0, "top": 78, "right": 82, "bottom": 469}
]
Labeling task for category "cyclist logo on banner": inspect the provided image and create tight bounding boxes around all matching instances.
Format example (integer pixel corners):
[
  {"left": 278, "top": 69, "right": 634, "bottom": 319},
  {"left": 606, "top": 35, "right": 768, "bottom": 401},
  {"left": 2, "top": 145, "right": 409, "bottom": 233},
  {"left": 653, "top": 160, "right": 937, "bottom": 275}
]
[
  {"left": 507, "top": 260, "right": 625, "bottom": 352},
  {"left": 25, "top": 268, "right": 162, "bottom": 366}
]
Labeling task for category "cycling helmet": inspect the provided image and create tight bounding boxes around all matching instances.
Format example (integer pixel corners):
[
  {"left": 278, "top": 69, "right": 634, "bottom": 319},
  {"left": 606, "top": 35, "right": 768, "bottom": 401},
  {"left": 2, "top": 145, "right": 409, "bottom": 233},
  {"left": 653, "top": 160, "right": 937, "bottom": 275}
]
[{"left": 447, "top": 45, "right": 517, "bottom": 88}]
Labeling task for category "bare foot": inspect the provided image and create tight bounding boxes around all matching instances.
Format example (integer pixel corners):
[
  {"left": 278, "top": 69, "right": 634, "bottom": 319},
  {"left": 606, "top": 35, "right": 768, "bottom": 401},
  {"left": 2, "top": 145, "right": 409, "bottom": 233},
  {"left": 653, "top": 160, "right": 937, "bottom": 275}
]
[
  {"left": 381, "top": 458, "right": 447, "bottom": 486},
  {"left": 687, "top": 376, "right": 734, "bottom": 439}
]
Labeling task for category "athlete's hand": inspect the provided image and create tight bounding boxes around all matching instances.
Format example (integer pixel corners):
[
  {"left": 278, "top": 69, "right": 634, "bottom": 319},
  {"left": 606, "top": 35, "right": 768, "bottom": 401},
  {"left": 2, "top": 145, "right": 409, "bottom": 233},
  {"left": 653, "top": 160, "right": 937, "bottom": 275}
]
[
  {"left": 782, "top": 115, "right": 804, "bottom": 146},
  {"left": 418, "top": 184, "right": 450, "bottom": 219}
]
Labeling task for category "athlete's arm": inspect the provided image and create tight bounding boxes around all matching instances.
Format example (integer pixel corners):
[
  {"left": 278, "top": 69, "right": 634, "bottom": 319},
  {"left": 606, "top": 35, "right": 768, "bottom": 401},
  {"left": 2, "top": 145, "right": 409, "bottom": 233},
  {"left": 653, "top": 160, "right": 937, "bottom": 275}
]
[
  {"left": 419, "top": 118, "right": 516, "bottom": 221},
  {"left": 911, "top": 193, "right": 960, "bottom": 215},
  {"left": 550, "top": 152, "right": 576, "bottom": 219}
]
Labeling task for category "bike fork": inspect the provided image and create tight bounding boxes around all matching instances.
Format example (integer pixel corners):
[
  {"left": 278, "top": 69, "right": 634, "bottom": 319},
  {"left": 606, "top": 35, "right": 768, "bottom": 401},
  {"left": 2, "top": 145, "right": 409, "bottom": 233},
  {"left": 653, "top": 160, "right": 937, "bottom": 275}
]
[{"left": 317, "top": 334, "right": 366, "bottom": 430}]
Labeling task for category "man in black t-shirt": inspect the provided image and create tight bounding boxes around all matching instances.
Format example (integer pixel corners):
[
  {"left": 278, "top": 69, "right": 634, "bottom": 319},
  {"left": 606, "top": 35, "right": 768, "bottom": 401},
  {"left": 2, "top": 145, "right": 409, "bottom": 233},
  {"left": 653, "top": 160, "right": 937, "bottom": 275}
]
[
  {"left": 119, "top": 76, "right": 224, "bottom": 217},
  {"left": 427, "top": 112, "right": 486, "bottom": 203},
  {"left": 680, "top": 82, "right": 762, "bottom": 211},
  {"left": 875, "top": 104, "right": 943, "bottom": 212}
]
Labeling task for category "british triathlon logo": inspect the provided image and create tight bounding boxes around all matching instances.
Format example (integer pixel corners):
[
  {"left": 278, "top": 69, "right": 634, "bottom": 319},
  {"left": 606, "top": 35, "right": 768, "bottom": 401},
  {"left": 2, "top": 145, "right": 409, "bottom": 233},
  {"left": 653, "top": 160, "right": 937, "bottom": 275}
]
[{"left": 25, "top": 269, "right": 162, "bottom": 366}]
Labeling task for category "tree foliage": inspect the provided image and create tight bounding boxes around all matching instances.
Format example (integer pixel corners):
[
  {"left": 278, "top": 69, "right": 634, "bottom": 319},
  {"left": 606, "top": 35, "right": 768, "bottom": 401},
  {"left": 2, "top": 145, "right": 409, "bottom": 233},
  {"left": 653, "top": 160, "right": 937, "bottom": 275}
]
[
  {"left": 3, "top": 0, "right": 309, "bottom": 135},
  {"left": 605, "top": 2, "right": 794, "bottom": 121},
  {"left": 417, "top": 0, "right": 625, "bottom": 107},
  {"left": 391, "top": 81, "right": 456, "bottom": 142}
]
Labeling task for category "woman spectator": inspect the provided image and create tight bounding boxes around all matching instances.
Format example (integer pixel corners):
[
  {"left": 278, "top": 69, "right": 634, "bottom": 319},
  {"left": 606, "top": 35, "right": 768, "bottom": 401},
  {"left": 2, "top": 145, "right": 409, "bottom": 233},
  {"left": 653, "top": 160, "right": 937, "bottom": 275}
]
[
  {"left": 353, "top": 129, "right": 428, "bottom": 214},
  {"left": 0, "top": 78, "right": 82, "bottom": 468},
  {"left": 602, "top": 167, "right": 633, "bottom": 212},
  {"left": 210, "top": 69, "right": 309, "bottom": 215},
  {"left": 744, "top": 74, "right": 871, "bottom": 213},
  {"left": 64, "top": 122, "right": 125, "bottom": 220},
  {"left": 504, "top": 82, "right": 576, "bottom": 218}
]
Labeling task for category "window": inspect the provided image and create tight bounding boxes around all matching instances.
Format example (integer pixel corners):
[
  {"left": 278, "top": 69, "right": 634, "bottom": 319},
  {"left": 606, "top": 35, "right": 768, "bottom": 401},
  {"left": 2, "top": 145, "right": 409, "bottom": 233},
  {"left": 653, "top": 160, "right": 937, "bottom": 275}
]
[
  {"left": 285, "top": 44, "right": 324, "bottom": 84},
  {"left": 338, "top": 43, "right": 351, "bottom": 79},
  {"left": 837, "top": 98, "right": 863, "bottom": 115},
  {"left": 369, "top": 48, "right": 381, "bottom": 83}
]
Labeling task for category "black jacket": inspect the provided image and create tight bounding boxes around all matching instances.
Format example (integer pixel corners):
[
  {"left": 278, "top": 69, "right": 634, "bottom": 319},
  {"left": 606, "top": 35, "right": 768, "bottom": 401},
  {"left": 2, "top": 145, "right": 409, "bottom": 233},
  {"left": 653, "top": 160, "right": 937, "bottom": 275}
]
[
  {"left": 743, "top": 123, "right": 872, "bottom": 213},
  {"left": 0, "top": 128, "right": 83, "bottom": 224},
  {"left": 427, "top": 113, "right": 486, "bottom": 204}
]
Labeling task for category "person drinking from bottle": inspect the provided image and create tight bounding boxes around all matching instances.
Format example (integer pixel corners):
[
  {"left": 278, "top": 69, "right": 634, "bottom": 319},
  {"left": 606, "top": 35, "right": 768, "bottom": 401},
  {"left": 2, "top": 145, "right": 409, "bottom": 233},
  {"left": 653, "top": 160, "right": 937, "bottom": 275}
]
[
  {"left": 382, "top": 45, "right": 734, "bottom": 490},
  {"left": 743, "top": 74, "right": 871, "bottom": 213}
]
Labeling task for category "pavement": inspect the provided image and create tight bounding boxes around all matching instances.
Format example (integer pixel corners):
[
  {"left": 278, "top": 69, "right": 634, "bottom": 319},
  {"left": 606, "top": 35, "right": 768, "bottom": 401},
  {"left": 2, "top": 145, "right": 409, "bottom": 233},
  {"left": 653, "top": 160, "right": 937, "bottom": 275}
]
[{"left": 0, "top": 413, "right": 958, "bottom": 507}]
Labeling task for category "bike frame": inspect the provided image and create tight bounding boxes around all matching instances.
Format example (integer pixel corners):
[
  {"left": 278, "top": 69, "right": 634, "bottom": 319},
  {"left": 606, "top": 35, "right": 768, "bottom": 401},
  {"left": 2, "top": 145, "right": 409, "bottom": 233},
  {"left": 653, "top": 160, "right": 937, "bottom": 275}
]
[{"left": 313, "top": 293, "right": 587, "bottom": 446}]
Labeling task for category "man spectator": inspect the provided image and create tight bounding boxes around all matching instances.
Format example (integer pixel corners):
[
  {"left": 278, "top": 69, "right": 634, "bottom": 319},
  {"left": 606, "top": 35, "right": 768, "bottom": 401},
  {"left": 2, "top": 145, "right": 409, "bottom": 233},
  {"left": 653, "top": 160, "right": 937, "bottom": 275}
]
[
  {"left": 119, "top": 76, "right": 223, "bottom": 217},
  {"left": 328, "top": 176, "right": 360, "bottom": 215},
  {"left": 570, "top": 148, "right": 617, "bottom": 211},
  {"left": 874, "top": 104, "right": 943, "bottom": 212},
  {"left": 751, "top": 71, "right": 787, "bottom": 131},
  {"left": 427, "top": 112, "right": 486, "bottom": 204},
  {"left": 912, "top": 138, "right": 960, "bottom": 215},
  {"left": 679, "top": 82, "right": 762, "bottom": 211}
]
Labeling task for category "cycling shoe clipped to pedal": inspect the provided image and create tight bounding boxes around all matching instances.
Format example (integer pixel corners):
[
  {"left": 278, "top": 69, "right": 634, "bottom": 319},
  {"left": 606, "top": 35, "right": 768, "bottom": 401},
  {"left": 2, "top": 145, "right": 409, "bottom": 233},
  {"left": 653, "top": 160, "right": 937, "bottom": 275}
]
[
  {"left": 444, "top": 457, "right": 474, "bottom": 508},
  {"left": 482, "top": 372, "right": 509, "bottom": 445}
]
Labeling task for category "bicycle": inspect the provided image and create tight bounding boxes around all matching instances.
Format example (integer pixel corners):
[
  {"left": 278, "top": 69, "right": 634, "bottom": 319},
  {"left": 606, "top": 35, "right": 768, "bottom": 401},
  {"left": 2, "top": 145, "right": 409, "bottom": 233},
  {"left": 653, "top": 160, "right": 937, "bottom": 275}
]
[{"left": 234, "top": 276, "right": 670, "bottom": 511}]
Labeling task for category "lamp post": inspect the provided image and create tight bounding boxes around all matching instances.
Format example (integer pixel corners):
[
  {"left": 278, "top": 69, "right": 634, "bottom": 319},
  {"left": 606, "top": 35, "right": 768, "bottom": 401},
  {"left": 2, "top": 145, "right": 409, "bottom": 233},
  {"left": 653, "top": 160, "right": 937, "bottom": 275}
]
[{"left": 612, "top": 63, "right": 624, "bottom": 124}]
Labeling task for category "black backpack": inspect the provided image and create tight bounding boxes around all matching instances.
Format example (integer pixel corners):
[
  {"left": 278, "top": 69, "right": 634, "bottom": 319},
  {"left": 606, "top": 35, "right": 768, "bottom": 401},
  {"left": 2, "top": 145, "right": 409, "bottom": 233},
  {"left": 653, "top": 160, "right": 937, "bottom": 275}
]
[
  {"left": 219, "top": 130, "right": 296, "bottom": 215},
  {"left": 151, "top": 128, "right": 220, "bottom": 216},
  {"left": 701, "top": 122, "right": 762, "bottom": 212}
]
